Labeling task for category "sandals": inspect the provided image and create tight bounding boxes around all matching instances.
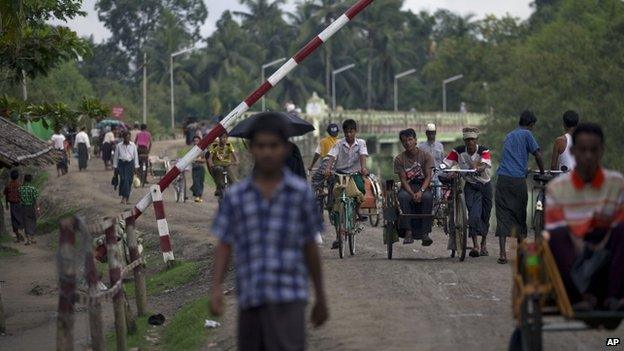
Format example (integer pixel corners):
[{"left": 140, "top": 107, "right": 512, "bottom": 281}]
[
  {"left": 469, "top": 249, "right": 480, "bottom": 258},
  {"left": 480, "top": 249, "right": 489, "bottom": 257},
  {"left": 497, "top": 258, "right": 508, "bottom": 264},
  {"left": 403, "top": 237, "right": 415, "bottom": 245}
]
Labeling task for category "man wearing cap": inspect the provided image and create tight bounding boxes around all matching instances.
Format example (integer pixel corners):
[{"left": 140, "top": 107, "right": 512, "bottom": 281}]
[
  {"left": 419, "top": 123, "right": 445, "bottom": 198},
  {"left": 309, "top": 123, "right": 340, "bottom": 172},
  {"left": 443, "top": 127, "right": 493, "bottom": 257},
  {"left": 310, "top": 124, "right": 341, "bottom": 225}
]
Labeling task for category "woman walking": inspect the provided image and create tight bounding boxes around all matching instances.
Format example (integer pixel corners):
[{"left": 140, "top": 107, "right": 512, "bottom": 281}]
[
  {"left": 113, "top": 131, "right": 139, "bottom": 204},
  {"left": 18, "top": 174, "right": 39, "bottom": 245},
  {"left": 51, "top": 128, "right": 68, "bottom": 176},
  {"left": 75, "top": 126, "right": 91, "bottom": 171}
]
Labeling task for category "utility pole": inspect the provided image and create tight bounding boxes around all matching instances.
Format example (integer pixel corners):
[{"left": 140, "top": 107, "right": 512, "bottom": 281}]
[
  {"left": 394, "top": 69, "right": 416, "bottom": 112},
  {"left": 170, "top": 47, "right": 199, "bottom": 130},
  {"left": 332, "top": 64, "right": 356, "bottom": 111},
  {"left": 143, "top": 52, "right": 147, "bottom": 124},
  {"left": 443, "top": 74, "right": 464, "bottom": 113}
]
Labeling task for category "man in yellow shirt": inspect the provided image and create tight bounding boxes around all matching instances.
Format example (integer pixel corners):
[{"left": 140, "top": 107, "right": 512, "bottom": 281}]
[
  {"left": 308, "top": 124, "right": 339, "bottom": 172},
  {"left": 208, "top": 133, "right": 238, "bottom": 197}
]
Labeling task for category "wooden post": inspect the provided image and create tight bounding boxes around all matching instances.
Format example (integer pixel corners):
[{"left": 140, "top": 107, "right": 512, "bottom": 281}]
[
  {"left": 75, "top": 217, "right": 105, "bottom": 351},
  {"left": 0, "top": 285, "right": 5, "bottom": 334},
  {"left": 104, "top": 219, "right": 127, "bottom": 351},
  {"left": 125, "top": 213, "right": 147, "bottom": 316},
  {"left": 57, "top": 218, "right": 77, "bottom": 351}
]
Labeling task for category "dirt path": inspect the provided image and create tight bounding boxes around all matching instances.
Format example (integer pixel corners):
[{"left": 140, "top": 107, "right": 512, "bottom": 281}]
[{"left": 1, "top": 139, "right": 621, "bottom": 350}]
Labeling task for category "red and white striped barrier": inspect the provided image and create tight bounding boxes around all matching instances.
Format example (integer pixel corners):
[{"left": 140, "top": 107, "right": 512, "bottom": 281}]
[
  {"left": 150, "top": 185, "right": 174, "bottom": 263},
  {"left": 131, "top": 0, "right": 375, "bottom": 221}
]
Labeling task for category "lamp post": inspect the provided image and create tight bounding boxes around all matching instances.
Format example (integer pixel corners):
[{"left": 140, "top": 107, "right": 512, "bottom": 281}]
[
  {"left": 394, "top": 69, "right": 416, "bottom": 112},
  {"left": 170, "top": 46, "right": 199, "bottom": 130},
  {"left": 442, "top": 74, "right": 464, "bottom": 113},
  {"left": 261, "top": 58, "right": 287, "bottom": 111},
  {"left": 332, "top": 63, "right": 356, "bottom": 111}
]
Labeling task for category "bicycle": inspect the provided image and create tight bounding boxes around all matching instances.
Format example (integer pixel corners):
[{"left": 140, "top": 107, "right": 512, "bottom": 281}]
[
  {"left": 212, "top": 165, "right": 231, "bottom": 202},
  {"left": 330, "top": 173, "right": 363, "bottom": 259},
  {"left": 138, "top": 153, "right": 150, "bottom": 187},
  {"left": 530, "top": 169, "right": 567, "bottom": 239},
  {"left": 439, "top": 166, "right": 476, "bottom": 261}
]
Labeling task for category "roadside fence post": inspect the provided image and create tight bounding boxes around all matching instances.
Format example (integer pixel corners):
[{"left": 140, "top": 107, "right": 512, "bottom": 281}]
[
  {"left": 124, "top": 212, "right": 147, "bottom": 316},
  {"left": 57, "top": 218, "right": 77, "bottom": 351},
  {"left": 75, "top": 216, "right": 105, "bottom": 351},
  {"left": 104, "top": 218, "right": 127, "bottom": 351}
]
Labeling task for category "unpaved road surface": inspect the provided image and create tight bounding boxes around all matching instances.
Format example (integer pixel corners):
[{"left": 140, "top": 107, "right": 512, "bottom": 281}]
[{"left": 1, "top": 139, "right": 621, "bottom": 351}]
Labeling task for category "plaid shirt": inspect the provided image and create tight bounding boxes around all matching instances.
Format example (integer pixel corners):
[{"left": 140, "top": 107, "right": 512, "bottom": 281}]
[
  {"left": 18, "top": 184, "right": 39, "bottom": 206},
  {"left": 212, "top": 169, "right": 322, "bottom": 309}
]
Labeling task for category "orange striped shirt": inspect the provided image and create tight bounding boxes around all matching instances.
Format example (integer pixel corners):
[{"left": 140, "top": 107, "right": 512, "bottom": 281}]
[{"left": 545, "top": 168, "right": 624, "bottom": 237}]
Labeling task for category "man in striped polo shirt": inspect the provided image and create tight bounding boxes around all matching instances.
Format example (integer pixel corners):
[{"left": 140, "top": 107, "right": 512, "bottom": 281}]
[{"left": 545, "top": 123, "right": 624, "bottom": 311}]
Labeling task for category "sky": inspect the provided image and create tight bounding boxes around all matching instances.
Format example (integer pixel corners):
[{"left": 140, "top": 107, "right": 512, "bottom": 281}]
[{"left": 56, "top": 0, "right": 534, "bottom": 43}]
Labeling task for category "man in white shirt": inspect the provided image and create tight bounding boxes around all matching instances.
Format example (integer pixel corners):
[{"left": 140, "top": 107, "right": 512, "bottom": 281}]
[
  {"left": 113, "top": 131, "right": 139, "bottom": 204},
  {"left": 418, "top": 123, "right": 445, "bottom": 199},
  {"left": 75, "top": 127, "right": 91, "bottom": 171},
  {"left": 51, "top": 129, "right": 68, "bottom": 176}
]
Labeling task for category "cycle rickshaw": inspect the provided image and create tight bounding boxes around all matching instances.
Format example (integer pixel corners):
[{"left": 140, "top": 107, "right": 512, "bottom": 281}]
[
  {"left": 511, "top": 235, "right": 624, "bottom": 351},
  {"left": 382, "top": 167, "right": 475, "bottom": 261}
]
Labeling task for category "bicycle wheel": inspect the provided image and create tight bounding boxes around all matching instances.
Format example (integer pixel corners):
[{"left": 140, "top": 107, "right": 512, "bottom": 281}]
[
  {"left": 385, "top": 226, "right": 394, "bottom": 260},
  {"left": 520, "top": 294, "right": 543, "bottom": 351},
  {"left": 337, "top": 207, "right": 345, "bottom": 259},
  {"left": 448, "top": 199, "right": 457, "bottom": 258},
  {"left": 533, "top": 210, "right": 544, "bottom": 241},
  {"left": 456, "top": 193, "right": 468, "bottom": 262}
]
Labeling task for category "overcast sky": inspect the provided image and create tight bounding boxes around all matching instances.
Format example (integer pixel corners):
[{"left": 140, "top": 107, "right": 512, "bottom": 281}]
[{"left": 58, "top": 0, "right": 533, "bottom": 43}]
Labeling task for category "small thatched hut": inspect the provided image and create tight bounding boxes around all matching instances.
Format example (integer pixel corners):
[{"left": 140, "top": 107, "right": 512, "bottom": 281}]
[{"left": 0, "top": 117, "right": 62, "bottom": 169}]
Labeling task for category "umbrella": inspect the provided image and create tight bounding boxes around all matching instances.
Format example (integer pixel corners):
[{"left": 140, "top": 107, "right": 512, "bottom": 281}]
[{"left": 229, "top": 111, "right": 315, "bottom": 139}]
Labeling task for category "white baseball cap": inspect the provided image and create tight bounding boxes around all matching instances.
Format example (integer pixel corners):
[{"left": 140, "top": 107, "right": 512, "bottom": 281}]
[{"left": 426, "top": 123, "right": 436, "bottom": 132}]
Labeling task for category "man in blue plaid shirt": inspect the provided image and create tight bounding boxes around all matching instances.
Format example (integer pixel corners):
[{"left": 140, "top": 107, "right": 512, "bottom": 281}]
[{"left": 210, "top": 114, "right": 328, "bottom": 350}]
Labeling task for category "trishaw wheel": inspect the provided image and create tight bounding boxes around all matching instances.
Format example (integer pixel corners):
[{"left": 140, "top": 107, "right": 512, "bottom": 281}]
[{"left": 520, "top": 294, "right": 543, "bottom": 351}]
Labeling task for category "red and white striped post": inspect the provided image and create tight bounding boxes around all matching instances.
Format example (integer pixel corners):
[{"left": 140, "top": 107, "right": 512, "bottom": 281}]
[
  {"left": 150, "top": 185, "right": 174, "bottom": 264},
  {"left": 131, "top": 0, "right": 375, "bottom": 220}
]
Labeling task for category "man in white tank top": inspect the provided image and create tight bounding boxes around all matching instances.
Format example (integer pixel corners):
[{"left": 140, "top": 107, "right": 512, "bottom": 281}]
[{"left": 550, "top": 110, "right": 579, "bottom": 171}]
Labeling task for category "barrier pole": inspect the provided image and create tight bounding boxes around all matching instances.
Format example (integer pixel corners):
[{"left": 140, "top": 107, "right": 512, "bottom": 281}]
[{"left": 131, "top": 0, "right": 376, "bottom": 220}]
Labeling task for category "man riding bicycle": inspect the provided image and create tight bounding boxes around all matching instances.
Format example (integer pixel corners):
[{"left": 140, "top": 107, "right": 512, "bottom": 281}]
[
  {"left": 208, "top": 133, "right": 238, "bottom": 197},
  {"left": 394, "top": 129, "right": 434, "bottom": 245},
  {"left": 443, "top": 127, "right": 493, "bottom": 257},
  {"left": 324, "top": 119, "right": 369, "bottom": 249}
]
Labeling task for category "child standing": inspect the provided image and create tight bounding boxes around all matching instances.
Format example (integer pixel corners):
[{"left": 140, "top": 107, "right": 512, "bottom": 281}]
[
  {"left": 3, "top": 169, "right": 25, "bottom": 243},
  {"left": 18, "top": 174, "right": 39, "bottom": 245}
]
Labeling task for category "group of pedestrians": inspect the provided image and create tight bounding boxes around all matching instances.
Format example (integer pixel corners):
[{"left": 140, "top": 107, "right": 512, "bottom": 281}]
[{"left": 3, "top": 169, "right": 40, "bottom": 245}]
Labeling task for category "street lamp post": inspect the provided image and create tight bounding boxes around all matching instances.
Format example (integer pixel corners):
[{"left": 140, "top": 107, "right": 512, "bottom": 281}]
[
  {"left": 170, "top": 47, "right": 198, "bottom": 130},
  {"left": 261, "top": 58, "right": 287, "bottom": 111},
  {"left": 332, "top": 63, "right": 356, "bottom": 111},
  {"left": 394, "top": 69, "right": 416, "bottom": 112},
  {"left": 442, "top": 74, "right": 464, "bottom": 113}
]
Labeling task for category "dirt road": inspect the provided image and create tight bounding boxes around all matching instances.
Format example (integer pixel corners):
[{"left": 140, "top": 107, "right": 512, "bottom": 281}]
[{"left": 1, "top": 139, "right": 621, "bottom": 350}]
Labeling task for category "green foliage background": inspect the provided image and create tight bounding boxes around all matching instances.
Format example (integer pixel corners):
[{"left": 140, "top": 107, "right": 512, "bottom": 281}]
[{"left": 2, "top": 0, "right": 623, "bottom": 169}]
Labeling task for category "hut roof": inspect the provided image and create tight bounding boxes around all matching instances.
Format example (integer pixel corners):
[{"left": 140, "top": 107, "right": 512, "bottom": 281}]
[{"left": 0, "top": 117, "right": 62, "bottom": 168}]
